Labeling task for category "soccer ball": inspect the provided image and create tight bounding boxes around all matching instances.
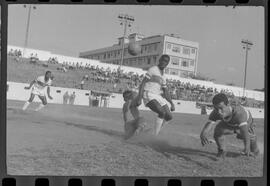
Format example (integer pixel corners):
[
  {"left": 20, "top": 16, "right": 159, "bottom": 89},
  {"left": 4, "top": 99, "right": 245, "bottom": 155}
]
[{"left": 128, "top": 42, "right": 141, "bottom": 56}]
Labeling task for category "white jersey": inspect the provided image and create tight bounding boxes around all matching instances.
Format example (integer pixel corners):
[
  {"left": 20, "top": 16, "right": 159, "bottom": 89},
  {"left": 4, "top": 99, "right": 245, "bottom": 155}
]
[
  {"left": 144, "top": 66, "right": 167, "bottom": 95},
  {"left": 31, "top": 76, "right": 52, "bottom": 96},
  {"left": 33, "top": 76, "right": 52, "bottom": 90}
]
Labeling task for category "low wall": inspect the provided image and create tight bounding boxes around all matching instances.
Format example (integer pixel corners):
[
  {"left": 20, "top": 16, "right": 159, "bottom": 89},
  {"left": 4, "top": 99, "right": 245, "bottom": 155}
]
[{"left": 7, "top": 81, "right": 264, "bottom": 119}]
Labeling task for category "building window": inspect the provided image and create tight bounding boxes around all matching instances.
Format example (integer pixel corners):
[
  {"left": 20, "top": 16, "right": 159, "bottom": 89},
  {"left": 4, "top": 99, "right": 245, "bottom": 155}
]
[
  {"left": 171, "top": 57, "right": 180, "bottom": 66},
  {"left": 190, "top": 60, "right": 195, "bottom": 66},
  {"left": 148, "top": 45, "right": 153, "bottom": 53},
  {"left": 172, "top": 45, "right": 180, "bottom": 53},
  {"left": 165, "top": 68, "right": 169, "bottom": 74},
  {"left": 183, "top": 47, "right": 190, "bottom": 55},
  {"left": 167, "top": 43, "right": 171, "bottom": 49},
  {"left": 181, "top": 71, "right": 189, "bottom": 78},
  {"left": 153, "top": 56, "right": 157, "bottom": 64},
  {"left": 144, "top": 46, "right": 148, "bottom": 53},
  {"left": 182, "top": 60, "right": 189, "bottom": 67},
  {"left": 154, "top": 43, "right": 158, "bottom": 51},
  {"left": 147, "top": 57, "right": 151, "bottom": 64},
  {"left": 191, "top": 48, "right": 196, "bottom": 54},
  {"left": 104, "top": 54, "right": 106, "bottom": 59},
  {"left": 170, "top": 69, "right": 179, "bottom": 75}
]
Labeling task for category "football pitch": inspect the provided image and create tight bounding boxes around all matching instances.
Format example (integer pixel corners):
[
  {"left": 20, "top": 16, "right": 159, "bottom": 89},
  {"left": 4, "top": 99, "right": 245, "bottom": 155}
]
[{"left": 7, "top": 100, "right": 264, "bottom": 177}]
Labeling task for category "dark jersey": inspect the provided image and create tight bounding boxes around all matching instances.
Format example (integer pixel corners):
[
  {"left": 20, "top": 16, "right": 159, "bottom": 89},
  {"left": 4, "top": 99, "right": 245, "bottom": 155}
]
[{"left": 209, "top": 105, "right": 253, "bottom": 127}]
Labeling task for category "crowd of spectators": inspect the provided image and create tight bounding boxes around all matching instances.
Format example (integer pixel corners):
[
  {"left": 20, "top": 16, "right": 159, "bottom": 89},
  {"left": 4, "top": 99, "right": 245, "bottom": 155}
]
[
  {"left": 48, "top": 57, "right": 59, "bottom": 64},
  {"left": 68, "top": 64, "right": 263, "bottom": 108},
  {"left": 8, "top": 49, "right": 22, "bottom": 57},
  {"left": 59, "top": 61, "right": 144, "bottom": 92},
  {"left": 54, "top": 61, "right": 265, "bottom": 108},
  {"left": 7, "top": 49, "right": 264, "bottom": 109}
]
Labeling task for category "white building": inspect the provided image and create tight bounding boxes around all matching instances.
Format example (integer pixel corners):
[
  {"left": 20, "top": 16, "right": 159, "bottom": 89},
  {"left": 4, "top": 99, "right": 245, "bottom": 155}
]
[{"left": 79, "top": 33, "right": 199, "bottom": 78}]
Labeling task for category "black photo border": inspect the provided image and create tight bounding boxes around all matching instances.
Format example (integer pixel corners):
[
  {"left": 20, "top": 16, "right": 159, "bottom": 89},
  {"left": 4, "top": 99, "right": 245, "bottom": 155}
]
[{"left": 0, "top": 0, "right": 268, "bottom": 186}]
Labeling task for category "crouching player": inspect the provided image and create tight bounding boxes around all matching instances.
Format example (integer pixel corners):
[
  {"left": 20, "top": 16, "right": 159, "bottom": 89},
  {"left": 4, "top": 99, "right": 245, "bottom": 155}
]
[
  {"left": 122, "top": 90, "right": 146, "bottom": 140},
  {"left": 200, "top": 93, "right": 260, "bottom": 159},
  {"left": 22, "top": 71, "right": 53, "bottom": 111}
]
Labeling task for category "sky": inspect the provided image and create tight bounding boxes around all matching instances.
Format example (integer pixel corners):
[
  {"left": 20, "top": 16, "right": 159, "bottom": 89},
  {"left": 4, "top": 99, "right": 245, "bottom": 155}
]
[{"left": 7, "top": 5, "right": 265, "bottom": 89}]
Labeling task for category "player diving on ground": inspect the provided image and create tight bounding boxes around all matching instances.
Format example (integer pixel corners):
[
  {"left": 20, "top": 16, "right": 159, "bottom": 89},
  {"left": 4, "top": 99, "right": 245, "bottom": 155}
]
[{"left": 122, "top": 90, "right": 147, "bottom": 140}]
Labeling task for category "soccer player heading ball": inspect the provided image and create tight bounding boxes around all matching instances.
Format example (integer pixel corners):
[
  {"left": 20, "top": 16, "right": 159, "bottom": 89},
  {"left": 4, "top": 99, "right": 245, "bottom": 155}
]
[
  {"left": 122, "top": 90, "right": 146, "bottom": 139},
  {"left": 200, "top": 93, "right": 260, "bottom": 159},
  {"left": 22, "top": 71, "right": 53, "bottom": 112},
  {"left": 133, "top": 54, "right": 175, "bottom": 135}
]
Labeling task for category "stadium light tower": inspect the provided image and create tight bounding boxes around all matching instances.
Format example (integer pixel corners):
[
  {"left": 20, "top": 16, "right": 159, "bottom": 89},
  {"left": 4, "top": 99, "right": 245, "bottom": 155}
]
[
  {"left": 118, "top": 14, "right": 134, "bottom": 69},
  {"left": 241, "top": 39, "right": 253, "bottom": 97},
  {"left": 23, "top": 5, "right": 37, "bottom": 58}
]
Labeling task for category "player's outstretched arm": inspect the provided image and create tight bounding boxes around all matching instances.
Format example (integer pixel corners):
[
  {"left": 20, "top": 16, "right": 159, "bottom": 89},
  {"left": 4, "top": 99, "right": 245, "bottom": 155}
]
[
  {"left": 47, "top": 86, "right": 53, "bottom": 99},
  {"left": 200, "top": 121, "right": 215, "bottom": 146},
  {"left": 162, "top": 87, "right": 175, "bottom": 111},
  {"left": 239, "top": 123, "right": 251, "bottom": 156},
  {"left": 24, "top": 80, "right": 36, "bottom": 89}
]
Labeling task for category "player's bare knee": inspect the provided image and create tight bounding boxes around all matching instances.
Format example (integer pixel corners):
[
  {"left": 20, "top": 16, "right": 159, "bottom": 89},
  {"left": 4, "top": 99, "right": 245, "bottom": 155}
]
[
  {"left": 213, "top": 129, "right": 222, "bottom": 139},
  {"left": 158, "top": 110, "right": 166, "bottom": 119},
  {"left": 164, "top": 112, "right": 173, "bottom": 121}
]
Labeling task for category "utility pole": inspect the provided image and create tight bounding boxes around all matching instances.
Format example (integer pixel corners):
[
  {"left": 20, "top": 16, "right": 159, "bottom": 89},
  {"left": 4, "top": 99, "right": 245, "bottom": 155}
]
[
  {"left": 241, "top": 39, "right": 253, "bottom": 97},
  {"left": 23, "top": 5, "right": 36, "bottom": 58},
  {"left": 118, "top": 14, "right": 134, "bottom": 70}
]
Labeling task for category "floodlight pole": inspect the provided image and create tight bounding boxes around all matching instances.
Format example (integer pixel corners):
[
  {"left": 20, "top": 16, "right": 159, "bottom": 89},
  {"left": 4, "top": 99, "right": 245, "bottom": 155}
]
[
  {"left": 23, "top": 5, "right": 36, "bottom": 58},
  {"left": 241, "top": 39, "right": 253, "bottom": 97},
  {"left": 118, "top": 14, "right": 134, "bottom": 70}
]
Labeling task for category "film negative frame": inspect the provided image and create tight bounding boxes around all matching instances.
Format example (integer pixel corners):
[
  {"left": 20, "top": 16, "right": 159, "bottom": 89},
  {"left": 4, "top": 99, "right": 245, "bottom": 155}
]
[{"left": 0, "top": 0, "right": 268, "bottom": 186}]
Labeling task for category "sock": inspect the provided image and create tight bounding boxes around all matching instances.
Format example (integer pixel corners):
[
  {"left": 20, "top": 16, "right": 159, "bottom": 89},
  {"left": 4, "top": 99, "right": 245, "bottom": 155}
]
[
  {"left": 250, "top": 136, "right": 259, "bottom": 153},
  {"left": 154, "top": 117, "right": 164, "bottom": 135},
  {"left": 22, "top": 101, "right": 30, "bottom": 111},
  {"left": 35, "top": 104, "right": 45, "bottom": 111}
]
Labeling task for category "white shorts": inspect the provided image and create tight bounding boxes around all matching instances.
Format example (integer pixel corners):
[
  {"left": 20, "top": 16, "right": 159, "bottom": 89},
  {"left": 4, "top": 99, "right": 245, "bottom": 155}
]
[
  {"left": 143, "top": 91, "right": 168, "bottom": 107},
  {"left": 31, "top": 86, "right": 46, "bottom": 97}
]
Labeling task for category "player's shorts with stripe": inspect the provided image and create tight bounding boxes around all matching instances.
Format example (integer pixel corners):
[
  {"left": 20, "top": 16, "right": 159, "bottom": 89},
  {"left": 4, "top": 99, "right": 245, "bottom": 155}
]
[{"left": 143, "top": 91, "right": 168, "bottom": 107}]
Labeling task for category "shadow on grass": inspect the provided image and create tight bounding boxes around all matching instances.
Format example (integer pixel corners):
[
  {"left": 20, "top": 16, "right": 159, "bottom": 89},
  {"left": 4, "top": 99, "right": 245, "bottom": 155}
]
[
  {"left": 64, "top": 121, "right": 124, "bottom": 139},
  {"left": 58, "top": 121, "right": 241, "bottom": 169}
]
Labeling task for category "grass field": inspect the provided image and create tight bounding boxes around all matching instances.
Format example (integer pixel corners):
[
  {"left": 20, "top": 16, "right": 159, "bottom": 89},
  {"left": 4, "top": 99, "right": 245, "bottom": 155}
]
[{"left": 7, "top": 100, "right": 264, "bottom": 177}]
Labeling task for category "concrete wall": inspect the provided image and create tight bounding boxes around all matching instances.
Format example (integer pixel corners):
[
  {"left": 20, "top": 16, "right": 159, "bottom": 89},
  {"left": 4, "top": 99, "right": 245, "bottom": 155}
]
[{"left": 7, "top": 81, "right": 264, "bottom": 119}]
